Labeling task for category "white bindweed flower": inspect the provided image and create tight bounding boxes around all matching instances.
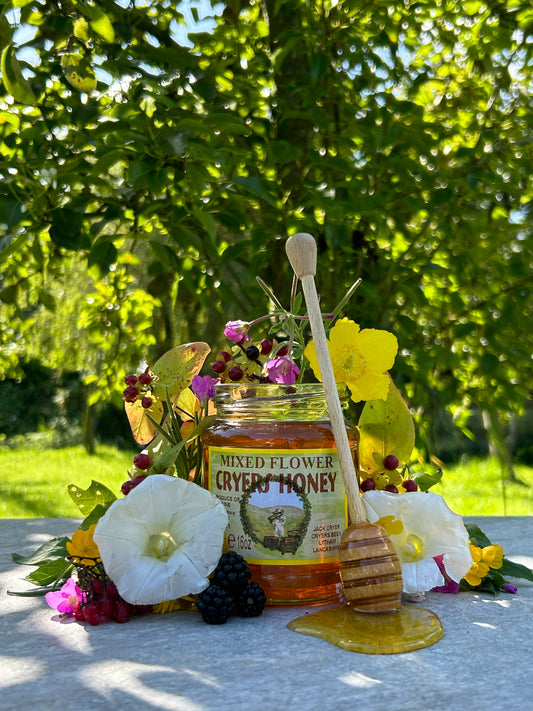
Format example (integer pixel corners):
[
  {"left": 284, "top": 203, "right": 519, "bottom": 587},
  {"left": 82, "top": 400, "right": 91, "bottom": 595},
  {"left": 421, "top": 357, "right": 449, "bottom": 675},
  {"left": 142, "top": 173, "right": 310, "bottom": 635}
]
[
  {"left": 363, "top": 490, "right": 472, "bottom": 595},
  {"left": 94, "top": 474, "right": 228, "bottom": 605}
]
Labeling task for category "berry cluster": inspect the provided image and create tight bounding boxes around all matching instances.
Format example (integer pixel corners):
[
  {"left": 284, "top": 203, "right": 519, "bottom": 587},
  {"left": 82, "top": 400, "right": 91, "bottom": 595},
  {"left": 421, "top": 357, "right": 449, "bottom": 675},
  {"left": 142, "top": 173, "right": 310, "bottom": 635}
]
[
  {"left": 360, "top": 454, "right": 418, "bottom": 494},
  {"left": 197, "top": 552, "right": 267, "bottom": 624},
  {"left": 211, "top": 339, "right": 278, "bottom": 383},
  {"left": 71, "top": 566, "right": 151, "bottom": 626},
  {"left": 123, "top": 370, "right": 156, "bottom": 409}
]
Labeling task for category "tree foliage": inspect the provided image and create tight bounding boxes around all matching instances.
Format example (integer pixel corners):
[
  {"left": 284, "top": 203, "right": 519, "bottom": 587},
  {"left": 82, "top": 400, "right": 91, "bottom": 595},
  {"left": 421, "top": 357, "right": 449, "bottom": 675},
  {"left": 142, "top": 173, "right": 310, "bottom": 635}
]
[{"left": 0, "top": 0, "right": 532, "bottom": 462}]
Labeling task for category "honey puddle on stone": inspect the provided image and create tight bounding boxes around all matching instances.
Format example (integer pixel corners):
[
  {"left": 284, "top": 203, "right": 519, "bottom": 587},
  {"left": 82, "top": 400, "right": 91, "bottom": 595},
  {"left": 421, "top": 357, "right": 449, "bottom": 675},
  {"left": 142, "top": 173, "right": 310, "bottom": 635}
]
[{"left": 287, "top": 603, "right": 443, "bottom": 654}]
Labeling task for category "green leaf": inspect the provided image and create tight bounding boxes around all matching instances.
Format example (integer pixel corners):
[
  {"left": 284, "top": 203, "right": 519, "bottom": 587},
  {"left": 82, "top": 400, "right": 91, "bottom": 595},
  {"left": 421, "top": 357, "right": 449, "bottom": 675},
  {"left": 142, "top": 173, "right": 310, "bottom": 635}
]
[
  {"left": 411, "top": 468, "right": 443, "bottom": 492},
  {"left": 358, "top": 379, "right": 416, "bottom": 474},
  {"left": 61, "top": 53, "right": 97, "bottom": 92},
  {"left": 88, "top": 240, "right": 118, "bottom": 277},
  {"left": 1, "top": 44, "right": 35, "bottom": 104},
  {"left": 465, "top": 523, "right": 492, "bottom": 548},
  {"left": 67, "top": 480, "right": 117, "bottom": 516},
  {"left": 499, "top": 558, "right": 533, "bottom": 582},
  {"left": 24, "top": 558, "right": 73, "bottom": 587},
  {"left": 233, "top": 176, "right": 278, "bottom": 207},
  {"left": 90, "top": 12, "right": 115, "bottom": 43},
  {"left": 80, "top": 503, "right": 109, "bottom": 529},
  {"left": 12, "top": 536, "right": 69, "bottom": 566}
]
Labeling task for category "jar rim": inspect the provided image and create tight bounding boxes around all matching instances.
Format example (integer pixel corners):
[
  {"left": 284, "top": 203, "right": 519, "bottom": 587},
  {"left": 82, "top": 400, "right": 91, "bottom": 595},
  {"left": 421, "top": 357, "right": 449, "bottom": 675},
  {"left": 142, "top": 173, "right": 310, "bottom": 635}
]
[{"left": 212, "top": 382, "right": 347, "bottom": 405}]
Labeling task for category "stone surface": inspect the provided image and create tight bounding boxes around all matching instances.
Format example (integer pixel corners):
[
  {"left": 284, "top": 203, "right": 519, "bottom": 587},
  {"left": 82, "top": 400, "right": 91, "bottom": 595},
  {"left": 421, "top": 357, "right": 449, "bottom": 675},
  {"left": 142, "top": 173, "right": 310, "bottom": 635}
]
[{"left": 1, "top": 516, "right": 532, "bottom": 711}]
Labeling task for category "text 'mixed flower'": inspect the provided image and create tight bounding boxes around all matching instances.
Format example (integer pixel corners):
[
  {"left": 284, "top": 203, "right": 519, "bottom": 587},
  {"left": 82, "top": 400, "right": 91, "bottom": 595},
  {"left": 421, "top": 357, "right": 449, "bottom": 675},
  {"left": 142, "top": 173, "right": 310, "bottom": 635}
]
[
  {"left": 304, "top": 318, "right": 398, "bottom": 402},
  {"left": 93, "top": 474, "right": 228, "bottom": 605},
  {"left": 363, "top": 490, "right": 472, "bottom": 595}
]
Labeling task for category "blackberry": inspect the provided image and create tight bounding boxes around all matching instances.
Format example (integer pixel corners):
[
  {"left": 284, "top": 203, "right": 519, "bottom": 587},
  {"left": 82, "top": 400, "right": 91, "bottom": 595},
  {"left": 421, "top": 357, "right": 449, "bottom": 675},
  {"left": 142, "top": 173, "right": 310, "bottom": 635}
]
[
  {"left": 212, "top": 551, "right": 251, "bottom": 591},
  {"left": 234, "top": 582, "right": 267, "bottom": 618},
  {"left": 197, "top": 584, "right": 235, "bottom": 624}
]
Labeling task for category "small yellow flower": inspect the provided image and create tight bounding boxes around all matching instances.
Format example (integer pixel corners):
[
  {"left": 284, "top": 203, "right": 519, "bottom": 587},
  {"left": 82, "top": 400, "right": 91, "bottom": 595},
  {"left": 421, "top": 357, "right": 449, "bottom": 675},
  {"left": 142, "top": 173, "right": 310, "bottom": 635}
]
[
  {"left": 66, "top": 524, "right": 101, "bottom": 566},
  {"left": 481, "top": 544, "right": 504, "bottom": 570},
  {"left": 464, "top": 560, "right": 490, "bottom": 587},
  {"left": 305, "top": 318, "right": 398, "bottom": 403},
  {"left": 469, "top": 543, "right": 483, "bottom": 563},
  {"left": 152, "top": 596, "right": 198, "bottom": 614}
]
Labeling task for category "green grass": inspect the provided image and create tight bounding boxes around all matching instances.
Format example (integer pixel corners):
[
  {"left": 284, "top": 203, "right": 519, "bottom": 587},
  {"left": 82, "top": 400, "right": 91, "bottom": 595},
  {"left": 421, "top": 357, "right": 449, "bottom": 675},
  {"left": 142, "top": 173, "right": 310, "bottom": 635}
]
[
  {"left": 1, "top": 446, "right": 532, "bottom": 518},
  {"left": 0, "top": 445, "right": 135, "bottom": 518},
  {"left": 435, "top": 457, "right": 533, "bottom": 516}
]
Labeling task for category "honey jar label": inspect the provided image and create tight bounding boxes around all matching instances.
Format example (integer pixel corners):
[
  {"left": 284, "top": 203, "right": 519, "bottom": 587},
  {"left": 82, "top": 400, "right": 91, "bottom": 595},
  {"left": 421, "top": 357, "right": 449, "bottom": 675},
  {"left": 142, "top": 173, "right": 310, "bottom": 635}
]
[{"left": 206, "top": 446, "right": 348, "bottom": 564}]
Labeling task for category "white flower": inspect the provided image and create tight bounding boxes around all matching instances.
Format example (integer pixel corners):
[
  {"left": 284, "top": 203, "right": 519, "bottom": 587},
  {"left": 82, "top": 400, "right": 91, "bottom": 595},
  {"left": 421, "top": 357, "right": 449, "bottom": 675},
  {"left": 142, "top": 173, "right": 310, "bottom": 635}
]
[
  {"left": 363, "top": 490, "right": 472, "bottom": 595},
  {"left": 94, "top": 474, "right": 228, "bottom": 605}
]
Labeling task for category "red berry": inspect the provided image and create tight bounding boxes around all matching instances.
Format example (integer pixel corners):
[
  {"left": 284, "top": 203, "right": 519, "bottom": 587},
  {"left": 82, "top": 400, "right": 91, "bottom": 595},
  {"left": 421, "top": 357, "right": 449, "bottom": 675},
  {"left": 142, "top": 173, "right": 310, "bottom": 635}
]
[
  {"left": 133, "top": 453, "right": 151, "bottom": 471},
  {"left": 73, "top": 603, "right": 85, "bottom": 621},
  {"left": 403, "top": 479, "right": 418, "bottom": 492},
  {"left": 217, "top": 351, "right": 232, "bottom": 363},
  {"left": 124, "top": 374, "right": 138, "bottom": 386},
  {"left": 212, "top": 360, "right": 226, "bottom": 374},
  {"left": 277, "top": 344, "right": 289, "bottom": 357},
  {"left": 123, "top": 386, "right": 139, "bottom": 402},
  {"left": 385, "top": 484, "right": 399, "bottom": 493},
  {"left": 114, "top": 600, "right": 132, "bottom": 623},
  {"left": 138, "top": 372, "right": 152, "bottom": 385},
  {"left": 141, "top": 396, "right": 153, "bottom": 409},
  {"left": 383, "top": 454, "right": 400, "bottom": 470},
  {"left": 228, "top": 365, "right": 244, "bottom": 381},
  {"left": 105, "top": 581, "right": 119, "bottom": 601},
  {"left": 135, "top": 604, "right": 153, "bottom": 615},
  {"left": 83, "top": 601, "right": 104, "bottom": 626},
  {"left": 260, "top": 339, "right": 273, "bottom": 355},
  {"left": 360, "top": 478, "right": 376, "bottom": 492},
  {"left": 121, "top": 474, "right": 147, "bottom": 495},
  {"left": 100, "top": 597, "right": 115, "bottom": 620},
  {"left": 92, "top": 578, "right": 104, "bottom": 596}
]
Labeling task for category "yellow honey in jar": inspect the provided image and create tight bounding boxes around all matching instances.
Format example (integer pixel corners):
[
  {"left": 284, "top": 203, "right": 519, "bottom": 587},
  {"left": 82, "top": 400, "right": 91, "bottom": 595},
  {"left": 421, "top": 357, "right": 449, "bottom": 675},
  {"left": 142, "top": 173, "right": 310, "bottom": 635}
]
[{"left": 202, "top": 383, "right": 359, "bottom": 604}]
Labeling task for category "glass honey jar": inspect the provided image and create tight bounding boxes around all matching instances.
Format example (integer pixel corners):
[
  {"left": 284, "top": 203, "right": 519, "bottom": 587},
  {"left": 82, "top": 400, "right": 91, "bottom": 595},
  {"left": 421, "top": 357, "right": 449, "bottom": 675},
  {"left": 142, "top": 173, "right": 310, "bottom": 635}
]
[{"left": 202, "top": 383, "right": 359, "bottom": 605}]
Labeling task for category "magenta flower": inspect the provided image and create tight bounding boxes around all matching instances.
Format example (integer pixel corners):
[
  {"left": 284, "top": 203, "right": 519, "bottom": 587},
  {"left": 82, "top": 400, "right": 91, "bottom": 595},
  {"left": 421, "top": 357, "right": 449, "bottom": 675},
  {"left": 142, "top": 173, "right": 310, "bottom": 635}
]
[
  {"left": 264, "top": 357, "right": 300, "bottom": 384},
  {"left": 191, "top": 374, "right": 217, "bottom": 406},
  {"left": 224, "top": 320, "right": 250, "bottom": 344},
  {"left": 431, "top": 554, "right": 460, "bottom": 594},
  {"left": 502, "top": 583, "right": 517, "bottom": 594},
  {"left": 45, "top": 578, "right": 83, "bottom": 617}
]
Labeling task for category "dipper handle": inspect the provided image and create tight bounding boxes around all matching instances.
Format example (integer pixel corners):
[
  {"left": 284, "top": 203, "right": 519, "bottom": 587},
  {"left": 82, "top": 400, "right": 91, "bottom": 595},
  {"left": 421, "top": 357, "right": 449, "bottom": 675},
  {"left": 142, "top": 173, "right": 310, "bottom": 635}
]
[{"left": 285, "top": 233, "right": 365, "bottom": 523}]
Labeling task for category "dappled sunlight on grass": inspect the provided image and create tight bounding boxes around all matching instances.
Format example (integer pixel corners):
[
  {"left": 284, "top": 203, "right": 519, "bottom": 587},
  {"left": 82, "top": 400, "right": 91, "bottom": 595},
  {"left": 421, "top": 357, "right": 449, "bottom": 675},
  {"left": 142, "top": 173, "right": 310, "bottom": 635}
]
[
  {"left": 1, "top": 445, "right": 135, "bottom": 518},
  {"left": 436, "top": 457, "right": 533, "bottom": 516}
]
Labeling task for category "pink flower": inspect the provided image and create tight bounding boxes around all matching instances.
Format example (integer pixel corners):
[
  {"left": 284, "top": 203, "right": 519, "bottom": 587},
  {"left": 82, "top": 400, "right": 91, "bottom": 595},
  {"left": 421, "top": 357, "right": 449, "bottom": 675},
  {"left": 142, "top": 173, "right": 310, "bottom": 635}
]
[
  {"left": 191, "top": 374, "right": 216, "bottom": 406},
  {"left": 264, "top": 357, "right": 300, "bottom": 384},
  {"left": 45, "top": 578, "right": 83, "bottom": 617},
  {"left": 224, "top": 320, "right": 250, "bottom": 344}
]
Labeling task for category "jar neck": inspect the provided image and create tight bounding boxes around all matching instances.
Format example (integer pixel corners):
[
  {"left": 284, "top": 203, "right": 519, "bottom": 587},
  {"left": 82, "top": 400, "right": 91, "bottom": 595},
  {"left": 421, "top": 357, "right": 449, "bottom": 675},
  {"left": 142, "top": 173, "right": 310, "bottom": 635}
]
[{"left": 212, "top": 383, "right": 348, "bottom": 421}]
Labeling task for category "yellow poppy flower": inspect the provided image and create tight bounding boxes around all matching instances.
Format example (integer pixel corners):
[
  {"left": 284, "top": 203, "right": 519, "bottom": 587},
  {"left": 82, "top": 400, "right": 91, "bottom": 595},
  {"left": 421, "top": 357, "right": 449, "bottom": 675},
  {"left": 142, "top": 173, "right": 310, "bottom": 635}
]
[
  {"left": 304, "top": 318, "right": 398, "bottom": 402},
  {"left": 66, "top": 524, "right": 101, "bottom": 566},
  {"left": 481, "top": 544, "right": 504, "bottom": 570}
]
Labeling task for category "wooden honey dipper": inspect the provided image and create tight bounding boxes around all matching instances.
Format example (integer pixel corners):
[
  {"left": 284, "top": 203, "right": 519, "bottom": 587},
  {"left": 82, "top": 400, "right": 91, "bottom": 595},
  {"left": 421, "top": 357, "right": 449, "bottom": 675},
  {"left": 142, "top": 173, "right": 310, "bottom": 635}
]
[{"left": 285, "top": 233, "right": 403, "bottom": 613}]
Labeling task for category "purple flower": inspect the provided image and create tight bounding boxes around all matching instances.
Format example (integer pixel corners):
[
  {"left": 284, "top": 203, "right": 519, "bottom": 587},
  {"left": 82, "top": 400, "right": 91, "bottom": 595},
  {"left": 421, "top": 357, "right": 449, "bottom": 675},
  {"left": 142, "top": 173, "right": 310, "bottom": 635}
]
[
  {"left": 224, "top": 320, "right": 250, "bottom": 344},
  {"left": 191, "top": 374, "right": 216, "bottom": 406},
  {"left": 502, "top": 583, "right": 517, "bottom": 594},
  {"left": 264, "top": 357, "right": 300, "bottom": 384},
  {"left": 45, "top": 578, "right": 83, "bottom": 617},
  {"left": 431, "top": 554, "right": 461, "bottom": 594}
]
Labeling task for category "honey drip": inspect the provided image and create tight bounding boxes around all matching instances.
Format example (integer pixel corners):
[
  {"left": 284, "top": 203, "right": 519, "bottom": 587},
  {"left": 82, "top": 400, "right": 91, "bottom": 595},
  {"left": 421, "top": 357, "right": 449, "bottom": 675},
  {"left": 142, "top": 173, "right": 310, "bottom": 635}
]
[{"left": 287, "top": 603, "right": 443, "bottom": 654}]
